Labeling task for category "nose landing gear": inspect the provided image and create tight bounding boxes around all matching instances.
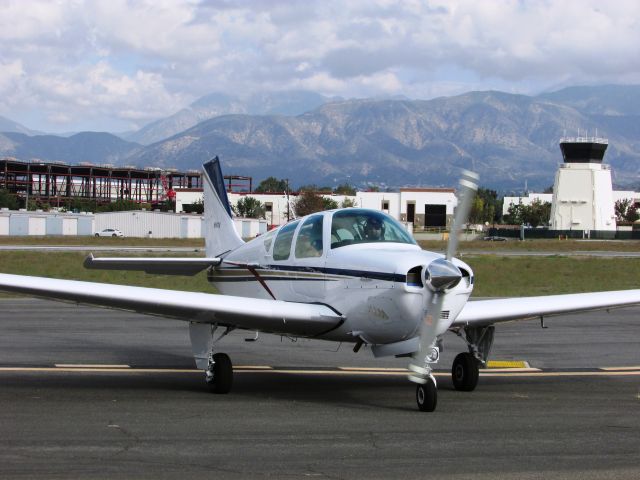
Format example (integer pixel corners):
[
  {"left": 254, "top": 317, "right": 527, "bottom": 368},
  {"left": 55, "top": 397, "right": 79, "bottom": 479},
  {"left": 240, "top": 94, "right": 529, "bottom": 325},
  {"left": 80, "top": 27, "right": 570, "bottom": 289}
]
[{"left": 416, "top": 377, "right": 438, "bottom": 412}]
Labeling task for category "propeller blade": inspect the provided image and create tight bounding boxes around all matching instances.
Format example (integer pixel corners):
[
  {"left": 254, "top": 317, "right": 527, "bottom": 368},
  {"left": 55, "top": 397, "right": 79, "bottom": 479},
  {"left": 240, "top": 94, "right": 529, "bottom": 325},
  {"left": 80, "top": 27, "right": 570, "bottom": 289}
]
[
  {"left": 408, "top": 290, "right": 446, "bottom": 384},
  {"left": 409, "top": 169, "right": 479, "bottom": 385},
  {"left": 446, "top": 170, "right": 479, "bottom": 261}
]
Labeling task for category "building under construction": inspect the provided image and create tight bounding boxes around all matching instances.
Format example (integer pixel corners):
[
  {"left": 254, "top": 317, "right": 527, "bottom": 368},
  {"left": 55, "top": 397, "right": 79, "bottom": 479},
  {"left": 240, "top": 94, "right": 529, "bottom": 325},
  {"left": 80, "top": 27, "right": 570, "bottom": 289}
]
[{"left": 0, "top": 158, "right": 253, "bottom": 208}]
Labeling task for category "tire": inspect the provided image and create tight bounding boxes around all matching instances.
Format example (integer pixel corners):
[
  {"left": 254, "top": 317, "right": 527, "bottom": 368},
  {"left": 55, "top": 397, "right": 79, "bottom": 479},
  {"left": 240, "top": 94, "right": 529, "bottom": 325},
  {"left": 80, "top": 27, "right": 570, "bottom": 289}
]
[
  {"left": 207, "top": 352, "right": 233, "bottom": 394},
  {"left": 112, "top": 233, "right": 117, "bottom": 237},
  {"left": 95, "top": 233, "right": 100, "bottom": 237},
  {"left": 416, "top": 378, "right": 437, "bottom": 412},
  {"left": 452, "top": 352, "right": 479, "bottom": 392}
]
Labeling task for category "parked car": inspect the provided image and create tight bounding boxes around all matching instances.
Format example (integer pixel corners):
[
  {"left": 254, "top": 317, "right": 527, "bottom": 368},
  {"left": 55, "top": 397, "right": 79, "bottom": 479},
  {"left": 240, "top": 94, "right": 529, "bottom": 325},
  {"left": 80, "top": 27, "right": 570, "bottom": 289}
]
[
  {"left": 95, "top": 228, "right": 124, "bottom": 237},
  {"left": 483, "top": 235, "right": 507, "bottom": 241}
]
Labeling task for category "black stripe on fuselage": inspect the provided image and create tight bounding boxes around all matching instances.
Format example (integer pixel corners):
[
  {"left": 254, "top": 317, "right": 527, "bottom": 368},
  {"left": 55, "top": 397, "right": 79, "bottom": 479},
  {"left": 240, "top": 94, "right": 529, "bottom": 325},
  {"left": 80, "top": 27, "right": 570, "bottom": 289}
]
[
  {"left": 211, "top": 276, "right": 328, "bottom": 282},
  {"left": 210, "top": 264, "right": 405, "bottom": 283}
]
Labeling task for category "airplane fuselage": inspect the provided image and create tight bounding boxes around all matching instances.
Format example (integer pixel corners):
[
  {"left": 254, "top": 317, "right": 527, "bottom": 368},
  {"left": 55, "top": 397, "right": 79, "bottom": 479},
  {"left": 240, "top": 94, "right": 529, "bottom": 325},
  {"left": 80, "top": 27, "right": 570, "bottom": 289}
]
[{"left": 209, "top": 209, "right": 474, "bottom": 346}]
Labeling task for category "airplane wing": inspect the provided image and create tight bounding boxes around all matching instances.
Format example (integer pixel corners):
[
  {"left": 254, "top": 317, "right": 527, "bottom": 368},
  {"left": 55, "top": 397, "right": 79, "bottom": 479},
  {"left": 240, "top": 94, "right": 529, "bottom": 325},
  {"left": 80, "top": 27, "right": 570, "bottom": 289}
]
[
  {"left": 83, "top": 254, "right": 221, "bottom": 276},
  {"left": 453, "top": 290, "right": 640, "bottom": 327},
  {"left": 0, "top": 273, "right": 344, "bottom": 337}
]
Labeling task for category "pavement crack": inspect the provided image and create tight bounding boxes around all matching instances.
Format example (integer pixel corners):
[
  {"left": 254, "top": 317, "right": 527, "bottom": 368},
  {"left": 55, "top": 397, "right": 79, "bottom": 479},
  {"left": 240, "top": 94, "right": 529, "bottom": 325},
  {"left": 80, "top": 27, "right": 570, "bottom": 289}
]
[
  {"left": 368, "top": 431, "right": 381, "bottom": 450},
  {"left": 106, "top": 420, "right": 140, "bottom": 457}
]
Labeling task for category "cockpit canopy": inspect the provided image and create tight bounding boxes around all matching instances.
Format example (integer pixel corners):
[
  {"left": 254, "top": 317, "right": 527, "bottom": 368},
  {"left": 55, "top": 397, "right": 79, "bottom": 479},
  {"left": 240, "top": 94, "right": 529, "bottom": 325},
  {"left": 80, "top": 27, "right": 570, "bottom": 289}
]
[
  {"left": 330, "top": 209, "right": 416, "bottom": 249},
  {"left": 263, "top": 209, "right": 417, "bottom": 261}
]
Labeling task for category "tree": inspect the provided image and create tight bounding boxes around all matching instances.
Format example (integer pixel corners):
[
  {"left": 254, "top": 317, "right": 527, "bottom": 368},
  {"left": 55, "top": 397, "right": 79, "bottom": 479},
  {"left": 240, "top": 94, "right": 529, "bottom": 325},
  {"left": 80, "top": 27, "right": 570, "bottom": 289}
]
[
  {"left": 468, "top": 188, "right": 501, "bottom": 224},
  {"left": 615, "top": 199, "right": 639, "bottom": 223},
  {"left": 99, "top": 199, "right": 142, "bottom": 212},
  {"left": 468, "top": 195, "right": 486, "bottom": 225},
  {"left": 255, "top": 177, "right": 288, "bottom": 193},
  {"left": 322, "top": 197, "right": 338, "bottom": 210},
  {"left": 293, "top": 190, "right": 329, "bottom": 217},
  {"left": 503, "top": 201, "right": 522, "bottom": 225},
  {"left": 299, "top": 184, "right": 332, "bottom": 192},
  {"left": 334, "top": 183, "right": 356, "bottom": 196},
  {"left": 0, "top": 189, "right": 19, "bottom": 210},
  {"left": 341, "top": 198, "right": 357, "bottom": 208},
  {"left": 234, "top": 196, "right": 265, "bottom": 218},
  {"left": 503, "top": 199, "right": 551, "bottom": 227},
  {"left": 183, "top": 198, "right": 204, "bottom": 214}
]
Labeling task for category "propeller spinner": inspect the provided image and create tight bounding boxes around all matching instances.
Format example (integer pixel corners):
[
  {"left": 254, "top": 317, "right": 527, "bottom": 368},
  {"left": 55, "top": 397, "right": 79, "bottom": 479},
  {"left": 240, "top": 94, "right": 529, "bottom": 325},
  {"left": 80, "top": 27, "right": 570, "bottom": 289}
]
[{"left": 408, "top": 170, "right": 479, "bottom": 411}]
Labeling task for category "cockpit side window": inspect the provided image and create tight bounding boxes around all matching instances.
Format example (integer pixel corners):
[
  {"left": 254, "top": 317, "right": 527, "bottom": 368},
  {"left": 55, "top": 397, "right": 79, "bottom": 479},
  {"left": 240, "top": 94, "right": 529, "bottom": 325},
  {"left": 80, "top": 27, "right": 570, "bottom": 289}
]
[
  {"left": 262, "top": 229, "right": 276, "bottom": 253},
  {"left": 295, "top": 215, "right": 324, "bottom": 258},
  {"left": 272, "top": 221, "right": 300, "bottom": 260},
  {"left": 331, "top": 209, "right": 416, "bottom": 249}
]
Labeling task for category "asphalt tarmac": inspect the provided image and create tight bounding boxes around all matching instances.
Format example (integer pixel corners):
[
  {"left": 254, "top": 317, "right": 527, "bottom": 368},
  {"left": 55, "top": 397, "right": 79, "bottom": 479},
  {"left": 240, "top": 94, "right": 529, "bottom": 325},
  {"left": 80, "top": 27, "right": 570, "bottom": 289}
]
[{"left": 1, "top": 298, "right": 639, "bottom": 479}]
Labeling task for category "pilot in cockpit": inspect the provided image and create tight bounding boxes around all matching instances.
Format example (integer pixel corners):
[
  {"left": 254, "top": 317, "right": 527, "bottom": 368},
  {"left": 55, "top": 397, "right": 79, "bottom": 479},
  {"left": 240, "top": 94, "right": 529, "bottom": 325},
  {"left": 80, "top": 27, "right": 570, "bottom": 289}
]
[{"left": 363, "top": 217, "right": 384, "bottom": 241}]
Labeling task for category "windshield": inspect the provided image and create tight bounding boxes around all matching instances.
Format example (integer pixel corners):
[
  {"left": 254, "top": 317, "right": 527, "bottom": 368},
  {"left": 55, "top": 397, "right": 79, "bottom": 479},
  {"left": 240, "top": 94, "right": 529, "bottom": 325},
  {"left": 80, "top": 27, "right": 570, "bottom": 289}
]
[{"left": 330, "top": 209, "right": 416, "bottom": 249}]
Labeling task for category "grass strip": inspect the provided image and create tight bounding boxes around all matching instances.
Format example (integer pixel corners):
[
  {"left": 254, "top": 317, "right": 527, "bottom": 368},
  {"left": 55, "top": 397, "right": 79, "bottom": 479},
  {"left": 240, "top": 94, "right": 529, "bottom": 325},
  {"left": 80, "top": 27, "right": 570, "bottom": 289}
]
[
  {"left": 467, "top": 255, "right": 640, "bottom": 297},
  {"left": 0, "top": 251, "right": 212, "bottom": 294},
  {"left": 1, "top": 252, "right": 638, "bottom": 298},
  {"left": 418, "top": 238, "right": 640, "bottom": 253}
]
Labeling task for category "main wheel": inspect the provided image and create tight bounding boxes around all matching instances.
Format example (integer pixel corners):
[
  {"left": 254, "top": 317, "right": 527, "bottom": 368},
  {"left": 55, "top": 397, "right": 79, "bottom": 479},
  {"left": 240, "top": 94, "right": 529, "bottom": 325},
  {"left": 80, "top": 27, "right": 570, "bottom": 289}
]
[
  {"left": 206, "top": 352, "right": 233, "bottom": 394},
  {"left": 416, "top": 378, "right": 437, "bottom": 412},
  {"left": 452, "top": 352, "right": 479, "bottom": 391}
]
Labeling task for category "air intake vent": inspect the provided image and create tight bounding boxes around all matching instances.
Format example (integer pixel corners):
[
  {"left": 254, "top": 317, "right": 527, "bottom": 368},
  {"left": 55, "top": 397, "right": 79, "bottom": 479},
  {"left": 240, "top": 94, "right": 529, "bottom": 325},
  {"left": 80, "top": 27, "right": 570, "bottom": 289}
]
[
  {"left": 440, "top": 310, "right": 450, "bottom": 320},
  {"left": 406, "top": 266, "right": 423, "bottom": 287}
]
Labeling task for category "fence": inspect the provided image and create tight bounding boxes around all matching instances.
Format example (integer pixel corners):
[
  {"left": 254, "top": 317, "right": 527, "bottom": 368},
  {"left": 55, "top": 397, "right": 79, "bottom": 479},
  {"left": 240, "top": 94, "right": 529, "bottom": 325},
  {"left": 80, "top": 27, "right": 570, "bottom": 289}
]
[{"left": 486, "top": 227, "right": 640, "bottom": 240}]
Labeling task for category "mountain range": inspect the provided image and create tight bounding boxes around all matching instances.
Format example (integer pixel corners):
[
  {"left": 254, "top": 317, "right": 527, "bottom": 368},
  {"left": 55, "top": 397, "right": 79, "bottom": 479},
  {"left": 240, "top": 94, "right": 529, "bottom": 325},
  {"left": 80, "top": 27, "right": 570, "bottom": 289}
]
[{"left": 1, "top": 85, "right": 639, "bottom": 191}]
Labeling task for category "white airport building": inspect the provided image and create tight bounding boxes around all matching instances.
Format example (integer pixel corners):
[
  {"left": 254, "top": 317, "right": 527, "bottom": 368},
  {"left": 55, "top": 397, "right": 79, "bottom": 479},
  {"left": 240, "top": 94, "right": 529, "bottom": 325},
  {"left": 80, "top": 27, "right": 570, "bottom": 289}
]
[{"left": 176, "top": 188, "right": 458, "bottom": 230}]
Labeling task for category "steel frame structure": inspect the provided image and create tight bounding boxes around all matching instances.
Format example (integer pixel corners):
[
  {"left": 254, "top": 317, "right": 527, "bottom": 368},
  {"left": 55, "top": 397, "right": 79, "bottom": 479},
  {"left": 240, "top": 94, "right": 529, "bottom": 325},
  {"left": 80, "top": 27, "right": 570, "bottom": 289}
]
[{"left": 1, "top": 158, "right": 203, "bottom": 206}]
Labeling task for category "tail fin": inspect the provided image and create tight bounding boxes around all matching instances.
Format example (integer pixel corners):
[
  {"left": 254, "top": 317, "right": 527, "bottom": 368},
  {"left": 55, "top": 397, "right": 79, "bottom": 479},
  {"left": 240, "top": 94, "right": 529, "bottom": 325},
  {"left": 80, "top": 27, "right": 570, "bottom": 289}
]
[{"left": 202, "top": 157, "right": 244, "bottom": 257}]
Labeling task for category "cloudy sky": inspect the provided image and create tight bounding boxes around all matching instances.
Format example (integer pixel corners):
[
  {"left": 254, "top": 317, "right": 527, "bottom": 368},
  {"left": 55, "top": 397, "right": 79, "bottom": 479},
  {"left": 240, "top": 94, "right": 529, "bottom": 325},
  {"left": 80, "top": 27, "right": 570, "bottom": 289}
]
[{"left": 2, "top": 0, "right": 639, "bottom": 133}]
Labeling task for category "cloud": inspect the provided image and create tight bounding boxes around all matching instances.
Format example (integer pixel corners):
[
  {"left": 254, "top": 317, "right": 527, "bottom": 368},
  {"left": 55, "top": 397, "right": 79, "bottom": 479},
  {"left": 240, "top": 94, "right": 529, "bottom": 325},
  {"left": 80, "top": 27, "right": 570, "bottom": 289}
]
[{"left": 1, "top": 0, "right": 639, "bottom": 132}]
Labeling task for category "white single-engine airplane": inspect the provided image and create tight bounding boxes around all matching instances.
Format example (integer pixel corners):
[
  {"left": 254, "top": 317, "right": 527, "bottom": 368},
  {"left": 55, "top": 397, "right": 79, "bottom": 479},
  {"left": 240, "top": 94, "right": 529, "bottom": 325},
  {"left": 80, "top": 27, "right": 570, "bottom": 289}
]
[{"left": 1, "top": 157, "right": 639, "bottom": 412}]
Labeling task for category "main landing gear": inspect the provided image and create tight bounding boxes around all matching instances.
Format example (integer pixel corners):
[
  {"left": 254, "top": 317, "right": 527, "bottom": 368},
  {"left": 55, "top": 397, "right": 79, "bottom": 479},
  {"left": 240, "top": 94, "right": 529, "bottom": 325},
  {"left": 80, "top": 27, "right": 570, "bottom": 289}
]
[
  {"left": 206, "top": 352, "right": 233, "bottom": 394},
  {"left": 451, "top": 352, "right": 479, "bottom": 391},
  {"left": 189, "top": 322, "right": 235, "bottom": 394}
]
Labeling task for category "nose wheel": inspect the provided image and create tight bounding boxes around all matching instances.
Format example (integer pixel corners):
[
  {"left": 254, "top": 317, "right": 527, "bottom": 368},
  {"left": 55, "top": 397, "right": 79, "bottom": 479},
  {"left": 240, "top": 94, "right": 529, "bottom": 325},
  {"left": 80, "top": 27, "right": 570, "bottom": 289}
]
[
  {"left": 416, "top": 377, "right": 438, "bottom": 412},
  {"left": 205, "top": 352, "right": 233, "bottom": 394}
]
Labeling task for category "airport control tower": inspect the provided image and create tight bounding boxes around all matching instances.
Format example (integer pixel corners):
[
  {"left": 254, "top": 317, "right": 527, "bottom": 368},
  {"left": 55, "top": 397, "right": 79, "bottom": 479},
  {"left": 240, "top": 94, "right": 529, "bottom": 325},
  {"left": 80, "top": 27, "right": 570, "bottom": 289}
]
[{"left": 550, "top": 136, "right": 616, "bottom": 231}]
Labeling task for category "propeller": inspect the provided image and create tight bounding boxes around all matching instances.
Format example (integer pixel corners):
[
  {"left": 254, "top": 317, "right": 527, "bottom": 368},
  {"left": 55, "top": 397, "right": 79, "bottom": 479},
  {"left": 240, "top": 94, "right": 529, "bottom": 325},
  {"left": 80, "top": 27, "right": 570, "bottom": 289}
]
[{"left": 408, "top": 170, "right": 479, "bottom": 386}]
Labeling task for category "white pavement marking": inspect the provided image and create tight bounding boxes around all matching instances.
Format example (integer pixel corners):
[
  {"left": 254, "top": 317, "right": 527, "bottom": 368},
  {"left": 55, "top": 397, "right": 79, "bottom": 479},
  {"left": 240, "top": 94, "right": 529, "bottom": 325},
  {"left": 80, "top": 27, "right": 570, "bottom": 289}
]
[
  {"left": 1, "top": 366, "right": 640, "bottom": 377},
  {"left": 55, "top": 364, "right": 131, "bottom": 368}
]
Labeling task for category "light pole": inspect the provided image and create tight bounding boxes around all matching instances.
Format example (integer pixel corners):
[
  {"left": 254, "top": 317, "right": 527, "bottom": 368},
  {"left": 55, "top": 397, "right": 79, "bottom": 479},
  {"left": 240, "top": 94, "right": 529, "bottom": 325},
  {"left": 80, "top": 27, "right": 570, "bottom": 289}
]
[{"left": 285, "top": 178, "right": 290, "bottom": 222}]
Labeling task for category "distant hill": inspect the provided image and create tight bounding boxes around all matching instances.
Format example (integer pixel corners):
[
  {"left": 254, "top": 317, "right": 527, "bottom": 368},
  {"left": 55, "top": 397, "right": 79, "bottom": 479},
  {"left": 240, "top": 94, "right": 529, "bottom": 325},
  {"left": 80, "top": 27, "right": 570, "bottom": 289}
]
[
  {"left": 0, "top": 115, "right": 41, "bottom": 136},
  {"left": 125, "top": 90, "right": 333, "bottom": 145},
  {"left": 128, "top": 88, "right": 640, "bottom": 190},
  {"left": 2, "top": 85, "right": 639, "bottom": 191},
  {"left": 0, "top": 132, "right": 141, "bottom": 164},
  {"left": 537, "top": 85, "right": 640, "bottom": 116}
]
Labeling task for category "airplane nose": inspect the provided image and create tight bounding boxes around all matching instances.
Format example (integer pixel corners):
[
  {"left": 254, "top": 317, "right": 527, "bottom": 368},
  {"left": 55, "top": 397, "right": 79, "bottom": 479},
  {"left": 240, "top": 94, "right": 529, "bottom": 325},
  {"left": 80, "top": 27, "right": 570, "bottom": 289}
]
[{"left": 423, "top": 258, "right": 462, "bottom": 292}]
